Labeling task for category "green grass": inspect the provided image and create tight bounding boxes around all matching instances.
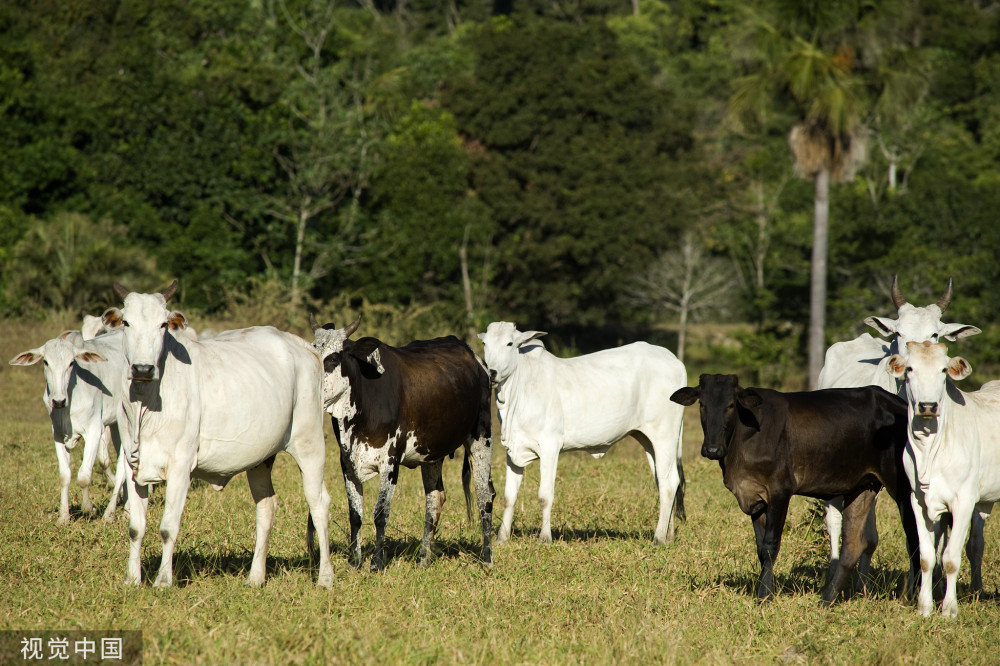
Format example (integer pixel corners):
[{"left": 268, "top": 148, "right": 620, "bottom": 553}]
[{"left": 3, "top": 319, "right": 1000, "bottom": 664}]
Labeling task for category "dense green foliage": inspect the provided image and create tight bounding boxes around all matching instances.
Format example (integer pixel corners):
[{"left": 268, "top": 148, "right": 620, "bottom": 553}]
[{"left": 4, "top": 0, "right": 1000, "bottom": 372}]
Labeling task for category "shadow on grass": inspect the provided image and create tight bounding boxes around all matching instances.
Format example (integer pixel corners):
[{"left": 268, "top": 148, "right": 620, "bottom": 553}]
[
  {"left": 497, "top": 526, "right": 652, "bottom": 543},
  {"left": 707, "top": 562, "right": 919, "bottom": 604}
]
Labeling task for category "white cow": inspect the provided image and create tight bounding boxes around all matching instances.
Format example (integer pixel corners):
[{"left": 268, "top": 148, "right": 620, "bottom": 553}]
[
  {"left": 818, "top": 277, "right": 980, "bottom": 590},
  {"left": 887, "top": 341, "right": 1000, "bottom": 617},
  {"left": 81, "top": 313, "right": 108, "bottom": 340},
  {"left": 9, "top": 330, "right": 128, "bottom": 523},
  {"left": 479, "top": 321, "right": 687, "bottom": 545},
  {"left": 101, "top": 281, "right": 333, "bottom": 588}
]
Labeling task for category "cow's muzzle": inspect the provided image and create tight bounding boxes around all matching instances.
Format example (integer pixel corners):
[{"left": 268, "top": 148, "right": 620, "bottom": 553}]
[
  {"left": 701, "top": 444, "right": 725, "bottom": 461},
  {"left": 51, "top": 399, "right": 67, "bottom": 409},
  {"left": 488, "top": 369, "right": 498, "bottom": 385},
  {"left": 917, "top": 402, "right": 939, "bottom": 418},
  {"left": 130, "top": 364, "right": 156, "bottom": 382}
]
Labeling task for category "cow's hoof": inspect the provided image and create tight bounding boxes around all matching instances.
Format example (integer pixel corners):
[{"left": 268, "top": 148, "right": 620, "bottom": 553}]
[
  {"left": 538, "top": 533, "right": 552, "bottom": 544},
  {"left": 57, "top": 515, "right": 70, "bottom": 526},
  {"left": 245, "top": 574, "right": 265, "bottom": 588},
  {"left": 370, "top": 560, "right": 385, "bottom": 573},
  {"left": 316, "top": 570, "right": 333, "bottom": 589}
]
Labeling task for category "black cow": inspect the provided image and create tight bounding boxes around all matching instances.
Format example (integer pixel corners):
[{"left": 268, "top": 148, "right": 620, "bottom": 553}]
[
  {"left": 670, "top": 374, "right": 919, "bottom": 605},
  {"left": 311, "top": 315, "right": 495, "bottom": 572}
]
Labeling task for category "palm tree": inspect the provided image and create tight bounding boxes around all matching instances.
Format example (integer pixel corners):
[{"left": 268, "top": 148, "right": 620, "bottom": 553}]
[{"left": 728, "top": 1, "right": 923, "bottom": 388}]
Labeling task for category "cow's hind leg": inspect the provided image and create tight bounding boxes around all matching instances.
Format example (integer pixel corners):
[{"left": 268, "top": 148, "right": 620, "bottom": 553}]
[
  {"left": 636, "top": 432, "right": 681, "bottom": 545},
  {"left": 966, "top": 502, "right": 993, "bottom": 596},
  {"left": 537, "top": 445, "right": 560, "bottom": 544},
  {"left": 245, "top": 458, "right": 278, "bottom": 587},
  {"left": 821, "top": 487, "right": 877, "bottom": 606},
  {"left": 418, "top": 460, "right": 445, "bottom": 567},
  {"left": 77, "top": 423, "right": 105, "bottom": 517},
  {"left": 103, "top": 427, "right": 126, "bottom": 522},
  {"left": 153, "top": 468, "right": 192, "bottom": 587},
  {"left": 469, "top": 437, "right": 495, "bottom": 566},
  {"left": 370, "top": 457, "right": 400, "bottom": 572},
  {"left": 496, "top": 455, "right": 524, "bottom": 545}
]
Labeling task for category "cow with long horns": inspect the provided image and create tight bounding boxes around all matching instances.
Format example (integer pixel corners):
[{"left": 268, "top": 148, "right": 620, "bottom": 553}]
[{"left": 818, "top": 276, "right": 979, "bottom": 593}]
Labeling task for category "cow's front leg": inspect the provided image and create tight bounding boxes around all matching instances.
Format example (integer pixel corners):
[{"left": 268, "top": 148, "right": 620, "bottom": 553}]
[
  {"left": 122, "top": 462, "right": 149, "bottom": 586},
  {"left": 965, "top": 502, "right": 992, "bottom": 597},
  {"left": 419, "top": 460, "right": 445, "bottom": 566},
  {"left": 752, "top": 496, "right": 789, "bottom": 601},
  {"left": 370, "top": 457, "right": 400, "bottom": 572},
  {"left": 245, "top": 458, "right": 278, "bottom": 587},
  {"left": 342, "top": 455, "right": 364, "bottom": 569},
  {"left": 911, "top": 494, "right": 938, "bottom": 616},
  {"left": 496, "top": 455, "right": 524, "bottom": 545},
  {"left": 537, "top": 446, "right": 560, "bottom": 544},
  {"left": 152, "top": 467, "right": 192, "bottom": 587},
  {"left": 941, "top": 499, "right": 975, "bottom": 618},
  {"left": 53, "top": 441, "right": 72, "bottom": 525},
  {"left": 821, "top": 487, "right": 877, "bottom": 605}
]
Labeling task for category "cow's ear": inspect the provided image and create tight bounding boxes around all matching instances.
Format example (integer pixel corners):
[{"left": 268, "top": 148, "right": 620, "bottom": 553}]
[
  {"left": 940, "top": 323, "right": 981, "bottom": 341},
  {"left": 166, "top": 311, "right": 187, "bottom": 331},
  {"left": 477, "top": 332, "right": 486, "bottom": 342},
  {"left": 75, "top": 350, "right": 107, "bottom": 363},
  {"left": 347, "top": 338, "right": 383, "bottom": 374},
  {"left": 865, "top": 316, "right": 897, "bottom": 337},
  {"left": 736, "top": 388, "right": 763, "bottom": 410},
  {"left": 9, "top": 349, "right": 43, "bottom": 366},
  {"left": 669, "top": 386, "right": 700, "bottom": 406},
  {"left": 514, "top": 330, "right": 546, "bottom": 348},
  {"left": 886, "top": 354, "right": 907, "bottom": 379},
  {"left": 58, "top": 330, "right": 77, "bottom": 340},
  {"left": 102, "top": 307, "right": 124, "bottom": 328},
  {"left": 947, "top": 357, "right": 972, "bottom": 381}
]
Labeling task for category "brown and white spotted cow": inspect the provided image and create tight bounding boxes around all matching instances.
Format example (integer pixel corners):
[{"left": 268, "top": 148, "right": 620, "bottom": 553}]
[{"left": 311, "top": 315, "right": 495, "bottom": 572}]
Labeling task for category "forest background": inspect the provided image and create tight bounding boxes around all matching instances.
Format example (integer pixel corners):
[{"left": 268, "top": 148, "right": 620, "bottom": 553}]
[{"left": 4, "top": 0, "right": 1000, "bottom": 388}]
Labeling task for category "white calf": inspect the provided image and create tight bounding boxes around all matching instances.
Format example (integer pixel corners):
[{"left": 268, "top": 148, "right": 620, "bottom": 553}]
[
  {"left": 888, "top": 341, "right": 1000, "bottom": 617},
  {"left": 9, "top": 331, "right": 127, "bottom": 523},
  {"left": 479, "top": 322, "right": 686, "bottom": 545}
]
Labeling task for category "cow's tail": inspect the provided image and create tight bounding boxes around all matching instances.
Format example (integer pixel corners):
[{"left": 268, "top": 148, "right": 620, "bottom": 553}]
[
  {"left": 463, "top": 447, "right": 473, "bottom": 524},
  {"left": 674, "top": 407, "right": 687, "bottom": 522}
]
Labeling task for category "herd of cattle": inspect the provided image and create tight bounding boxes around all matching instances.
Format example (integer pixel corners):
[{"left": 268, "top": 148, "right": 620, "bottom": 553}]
[{"left": 7, "top": 277, "right": 995, "bottom": 618}]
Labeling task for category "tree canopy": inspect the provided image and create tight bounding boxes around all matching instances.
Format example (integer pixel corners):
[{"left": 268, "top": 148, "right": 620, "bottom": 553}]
[{"left": 3, "top": 0, "right": 1000, "bottom": 376}]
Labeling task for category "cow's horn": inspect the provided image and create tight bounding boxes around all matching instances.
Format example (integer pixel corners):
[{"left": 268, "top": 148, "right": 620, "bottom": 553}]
[
  {"left": 160, "top": 279, "right": 179, "bottom": 302},
  {"left": 308, "top": 312, "right": 319, "bottom": 330},
  {"left": 937, "top": 277, "right": 954, "bottom": 312},
  {"left": 343, "top": 315, "right": 362, "bottom": 338},
  {"left": 113, "top": 282, "right": 130, "bottom": 300},
  {"left": 890, "top": 275, "right": 906, "bottom": 309}
]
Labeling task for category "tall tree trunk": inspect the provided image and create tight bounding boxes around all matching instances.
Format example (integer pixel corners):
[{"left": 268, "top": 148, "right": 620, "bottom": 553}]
[
  {"left": 460, "top": 225, "right": 477, "bottom": 344},
  {"left": 808, "top": 167, "right": 830, "bottom": 389},
  {"left": 291, "top": 197, "right": 310, "bottom": 306}
]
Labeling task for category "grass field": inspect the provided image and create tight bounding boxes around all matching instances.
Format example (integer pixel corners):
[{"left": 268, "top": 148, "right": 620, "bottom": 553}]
[{"left": 3, "top": 317, "right": 1000, "bottom": 665}]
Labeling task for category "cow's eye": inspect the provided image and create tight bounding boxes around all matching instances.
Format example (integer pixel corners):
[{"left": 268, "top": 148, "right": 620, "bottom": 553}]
[
  {"left": 42, "top": 360, "right": 48, "bottom": 367},
  {"left": 506, "top": 342, "right": 513, "bottom": 347},
  {"left": 122, "top": 320, "right": 131, "bottom": 327},
  {"left": 161, "top": 322, "right": 168, "bottom": 329}
]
